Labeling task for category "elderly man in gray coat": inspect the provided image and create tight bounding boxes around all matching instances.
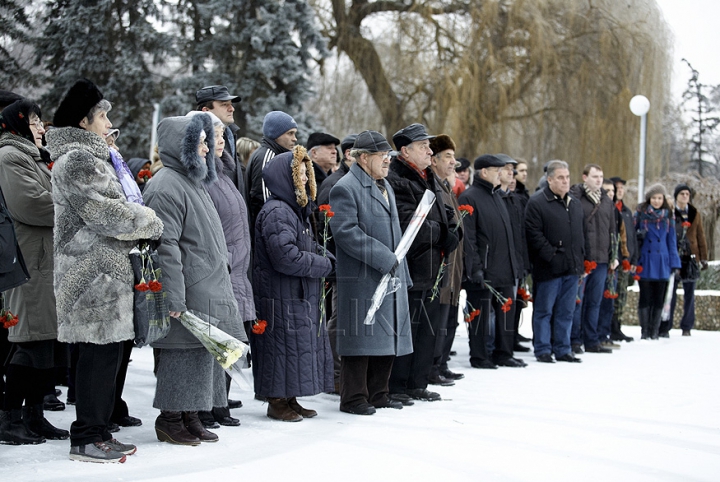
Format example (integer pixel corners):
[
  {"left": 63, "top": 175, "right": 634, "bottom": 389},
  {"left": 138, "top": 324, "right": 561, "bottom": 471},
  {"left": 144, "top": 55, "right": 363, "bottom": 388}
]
[{"left": 329, "top": 130, "right": 413, "bottom": 416}]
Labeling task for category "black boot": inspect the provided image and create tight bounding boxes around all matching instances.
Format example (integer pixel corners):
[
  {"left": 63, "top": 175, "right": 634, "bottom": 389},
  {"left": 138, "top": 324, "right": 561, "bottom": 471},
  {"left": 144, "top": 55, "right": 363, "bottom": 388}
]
[
  {"left": 649, "top": 307, "right": 662, "bottom": 340},
  {"left": 22, "top": 404, "right": 69, "bottom": 440},
  {"left": 0, "top": 409, "right": 46, "bottom": 445},
  {"left": 638, "top": 307, "right": 650, "bottom": 339},
  {"left": 658, "top": 319, "right": 671, "bottom": 338}
]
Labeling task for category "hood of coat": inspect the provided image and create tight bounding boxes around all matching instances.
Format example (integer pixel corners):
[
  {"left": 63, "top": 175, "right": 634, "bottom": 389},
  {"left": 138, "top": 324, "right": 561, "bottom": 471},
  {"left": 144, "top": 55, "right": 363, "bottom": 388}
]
[
  {"left": 263, "top": 145, "right": 316, "bottom": 214},
  {"left": 45, "top": 126, "right": 109, "bottom": 162},
  {"left": 157, "top": 114, "right": 216, "bottom": 185}
]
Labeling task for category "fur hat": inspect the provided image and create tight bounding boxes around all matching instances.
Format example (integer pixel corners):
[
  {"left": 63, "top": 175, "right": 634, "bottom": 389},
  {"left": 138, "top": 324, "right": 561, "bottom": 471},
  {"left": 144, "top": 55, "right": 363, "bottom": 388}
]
[
  {"left": 262, "top": 111, "right": 297, "bottom": 140},
  {"left": 429, "top": 134, "right": 455, "bottom": 155},
  {"left": 644, "top": 183, "right": 667, "bottom": 202},
  {"left": 674, "top": 184, "right": 692, "bottom": 200},
  {"left": 291, "top": 145, "right": 316, "bottom": 207},
  {"left": 53, "top": 78, "right": 104, "bottom": 128}
]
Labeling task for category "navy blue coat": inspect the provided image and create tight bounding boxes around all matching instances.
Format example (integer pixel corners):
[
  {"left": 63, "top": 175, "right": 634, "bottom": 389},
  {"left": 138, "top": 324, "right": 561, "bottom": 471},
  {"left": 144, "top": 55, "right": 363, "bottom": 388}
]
[{"left": 251, "top": 151, "right": 334, "bottom": 398}]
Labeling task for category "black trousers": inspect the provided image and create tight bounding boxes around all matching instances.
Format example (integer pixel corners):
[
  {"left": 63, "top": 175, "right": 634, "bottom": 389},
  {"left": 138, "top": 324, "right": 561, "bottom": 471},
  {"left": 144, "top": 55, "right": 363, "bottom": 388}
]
[
  {"left": 71, "top": 342, "right": 123, "bottom": 447},
  {"left": 340, "top": 355, "right": 394, "bottom": 409},
  {"left": 466, "top": 286, "right": 516, "bottom": 364},
  {"left": 437, "top": 306, "right": 459, "bottom": 371},
  {"left": 110, "top": 339, "right": 133, "bottom": 422},
  {"left": 389, "top": 291, "right": 448, "bottom": 392}
]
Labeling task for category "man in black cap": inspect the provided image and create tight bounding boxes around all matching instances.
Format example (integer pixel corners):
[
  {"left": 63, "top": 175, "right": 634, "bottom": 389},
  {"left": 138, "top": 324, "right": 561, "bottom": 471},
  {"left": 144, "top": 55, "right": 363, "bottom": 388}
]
[
  {"left": 330, "top": 130, "right": 413, "bottom": 415},
  {"left": 459, "top": 154, "right": 524, "bottom": 369},
  {"left": 609, "top": 176, "right": 636, "bottom": 342},
  {"left": 306, "top": 132, "right": 340, "bottom": 190},
  {"left": 196, "top": 85, "right": 245, "bottom": 196},
  {"left": 455, "top": 157, "right": 472, "bottom": 193},
  {"left": 386, "top": 123, "right": 459, "bottom": 402},
  {"left": 316, "top": 132, "right": 357, "bottom": 392}
]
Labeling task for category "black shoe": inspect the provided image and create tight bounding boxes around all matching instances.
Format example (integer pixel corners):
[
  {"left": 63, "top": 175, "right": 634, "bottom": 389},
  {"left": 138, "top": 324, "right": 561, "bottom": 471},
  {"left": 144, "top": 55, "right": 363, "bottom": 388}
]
[
  {"left": 215, "top": 416, "right": 241, "bottom": 427},
  {"left": 388, "top": 393, "right": 415, "bottom": 406},
  {"left": 43, "top": 394, "right": 65, "bottom": 412},
  {"left": 556, "top": 353, "right": 582, "bottom": 363},
  {"left": 372, "top": 398, "right": 403, "bottom": 410},
  {"left": 470, "top": 359, "right": 498, "bottom": 369},
  {"left": 227, "top": 399, "right": 243, "bottom": 409},
  {"left": 513, "top": 342, "right": 531, "bottom": 352},
  {"left": 659, "top": 332, "right": 670, "bottom": 338},
  {"left": 440, "top": 369, "right": 465, "bottom": 380},
  {"left": 572, "top": 344, "right": 584, "bottom": 354},
  {"left": 112, "top": 416, "right": 142, "bottom": 427},
  {"left": 516, "top": 334, "right": 531, "bottom": 343},
  {"left": 428, "top": 373, "right": 455, "bottom": 386},
  {"left": 611, "top": 332, "right": 634, "bottom": 342},
  {"left": 66, "top": 398, "right": 76, "bottom": 406},
  {"left": 55, "top": 389, "right": 62, "bottom": 397},
  {"left": 536, "top": 353, "right": 555, "bottom": 363},
  {"left": 682, "top": 330, "right": 691, "bottom": 336},
  {"left": 584, "top": 344, "right": 612, "bottom": 353},
  {"left": 496, "top": 357, "right": 527, "bottom": 368},
  {"left": 449, "top": 350, "right": 457, "bottom": 356},
  {"left": 107, "top": 422, "right": 120, "bottom": 433},
  {"left": 340, "top": 402, "right": 376, "bottom": 415},
  {"left": 405, "top": 388, "right": 441, "bottom": 401},
  {"left": 198, "top": 411, "right": 221, "bottom": 429}
]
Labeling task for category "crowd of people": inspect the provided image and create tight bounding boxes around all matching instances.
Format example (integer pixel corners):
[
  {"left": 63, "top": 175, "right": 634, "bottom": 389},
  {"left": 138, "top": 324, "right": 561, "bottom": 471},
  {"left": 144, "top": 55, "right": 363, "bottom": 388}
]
[{"left": 0, "top": 79, "right": 709, "bottom": 462}]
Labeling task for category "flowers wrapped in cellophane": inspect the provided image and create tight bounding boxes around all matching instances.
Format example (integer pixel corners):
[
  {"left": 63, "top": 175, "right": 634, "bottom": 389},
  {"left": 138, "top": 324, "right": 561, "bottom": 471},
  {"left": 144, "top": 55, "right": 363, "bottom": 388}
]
[{"left": 178, "top": 311, "right": 249, "bottom": 370}]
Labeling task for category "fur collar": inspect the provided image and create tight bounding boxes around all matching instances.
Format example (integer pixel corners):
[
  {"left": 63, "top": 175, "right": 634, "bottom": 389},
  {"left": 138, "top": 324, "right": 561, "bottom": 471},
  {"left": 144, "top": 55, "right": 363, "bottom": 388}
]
[
  {"left": 0, "top": 131, "right": 40, "bottom": 160},
  {"left": 157, "top": 114, "right": 216, "bottom": 185},
  {"left": 45, "top": 127, "right": 109, "bottom": 162}
]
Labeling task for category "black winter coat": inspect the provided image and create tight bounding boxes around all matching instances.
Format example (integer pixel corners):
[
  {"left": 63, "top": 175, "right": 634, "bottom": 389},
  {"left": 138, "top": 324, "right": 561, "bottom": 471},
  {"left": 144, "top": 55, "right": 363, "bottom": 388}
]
[
  {"left": 500, "top": 189, "right": 529, "bottom": 277},
  {"left": 386, "top": 157, "right": 454, "bottom": 291},
  {"left": 617, "top": 200, "right": 639, "bottom": 265},
  {"left": 459, "top": 176, "right": 520, "bottom": 289},
  {"left": 569, "top": 184, "right": 617, "bottom": 264},
  {"left": 525, "top": 186, "right": 585, "bottom": 282}
]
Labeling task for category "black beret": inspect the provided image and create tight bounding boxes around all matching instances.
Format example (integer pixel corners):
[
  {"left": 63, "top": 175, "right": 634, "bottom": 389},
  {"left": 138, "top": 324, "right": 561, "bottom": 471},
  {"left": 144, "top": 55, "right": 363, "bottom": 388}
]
[
  {"left": 455, "top": 157, "right": 470, "bottom": 172},
  {"left": 474, "top": 154, "right": 506, "bottom": 170}
]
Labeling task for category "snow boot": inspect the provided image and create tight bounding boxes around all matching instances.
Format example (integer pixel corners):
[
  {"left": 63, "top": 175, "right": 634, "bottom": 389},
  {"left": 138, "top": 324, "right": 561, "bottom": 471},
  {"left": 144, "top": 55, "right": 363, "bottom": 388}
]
[
  {"left": 155, "top": 411, "right": 200, "bottom": 446},
  {"left": 23, "top": 404, "right": 69, "bottom": 440},
  {"left": 0, "top": 409, "right": 45, "bottom": 445},
  {"left": 649, "top": 307, "right": 662, "bottom": 340},
  {"left": 267, "top": 398, "right": 302, "bottom": 422},
  {"left": 182, "top": 411, "right": 218, "bottom": 443}
]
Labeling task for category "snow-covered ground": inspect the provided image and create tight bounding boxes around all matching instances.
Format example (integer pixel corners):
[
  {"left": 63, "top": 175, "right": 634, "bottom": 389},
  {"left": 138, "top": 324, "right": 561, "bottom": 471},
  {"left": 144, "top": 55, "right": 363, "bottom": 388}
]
[{"left": 2, "top": 315, "right": 720, "bottom": 482}]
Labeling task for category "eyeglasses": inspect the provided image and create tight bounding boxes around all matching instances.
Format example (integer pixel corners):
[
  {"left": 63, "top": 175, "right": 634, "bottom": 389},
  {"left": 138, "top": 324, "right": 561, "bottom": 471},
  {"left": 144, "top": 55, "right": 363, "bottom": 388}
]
[{"left": 371, "top": 152, "right": 391, "bottom": 160}]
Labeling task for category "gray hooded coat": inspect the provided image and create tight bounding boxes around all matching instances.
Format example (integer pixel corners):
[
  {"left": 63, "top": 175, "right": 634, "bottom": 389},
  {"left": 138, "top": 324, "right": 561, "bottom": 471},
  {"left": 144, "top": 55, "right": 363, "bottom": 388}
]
[
  {"left": 47, "top": 127, "right": 164, "bottom": 344},
  {"left": 143, "top": 114, "right": 247, "bottom": 348}
]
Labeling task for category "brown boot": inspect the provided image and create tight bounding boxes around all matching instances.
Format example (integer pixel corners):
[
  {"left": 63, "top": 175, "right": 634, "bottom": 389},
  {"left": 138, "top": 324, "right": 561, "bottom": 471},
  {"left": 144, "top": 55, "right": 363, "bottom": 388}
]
[
  {"left": 182, "top": 412, "right": 218, "bottom": 443},
  {"left": 267, "top": 398, "right": 302, "bottom": 422},
  {"left": 155, "top": 411, "right": 200, "bottom": 446},
  {"left": 288, "top": 397, "right": 317, "bottom": 418}
]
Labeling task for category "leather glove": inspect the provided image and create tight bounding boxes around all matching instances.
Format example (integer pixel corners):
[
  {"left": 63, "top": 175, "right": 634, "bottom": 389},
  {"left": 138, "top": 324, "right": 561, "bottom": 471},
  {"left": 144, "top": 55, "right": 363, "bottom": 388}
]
[
  {"left": 469, "top": 270, "right": 485, "bottom": 285},
  {"left": 444, "top": 204, "right": 455, "bottom": 222},
  {"left": 701, "top": 260, "right": 709, "bottom": 270}
]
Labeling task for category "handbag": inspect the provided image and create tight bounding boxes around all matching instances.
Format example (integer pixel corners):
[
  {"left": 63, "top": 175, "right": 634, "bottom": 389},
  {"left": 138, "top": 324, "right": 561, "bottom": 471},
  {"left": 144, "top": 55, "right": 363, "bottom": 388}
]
[
  {"left": 129, "top": 243, "right": 170, "bottom": 347},
  {"left": 680, "top": 254, "right": 700, "bottom": 282}
]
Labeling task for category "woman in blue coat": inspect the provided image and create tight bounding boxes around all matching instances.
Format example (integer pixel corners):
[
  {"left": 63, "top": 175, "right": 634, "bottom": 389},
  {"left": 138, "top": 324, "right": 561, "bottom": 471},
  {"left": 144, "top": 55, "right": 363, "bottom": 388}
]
[
  {"left": 252, "top": 146, "right": 334, "bottom": 422},
  {"left": 634, "top": 184, "right": 681, "bottom": 339}
]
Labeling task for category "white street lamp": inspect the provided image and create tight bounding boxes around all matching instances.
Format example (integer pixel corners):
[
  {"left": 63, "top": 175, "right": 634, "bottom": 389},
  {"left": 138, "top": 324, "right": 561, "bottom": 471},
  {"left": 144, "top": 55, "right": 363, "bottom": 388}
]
[{"left": 629, "top": 95, "right": 650, "bottom": 199}]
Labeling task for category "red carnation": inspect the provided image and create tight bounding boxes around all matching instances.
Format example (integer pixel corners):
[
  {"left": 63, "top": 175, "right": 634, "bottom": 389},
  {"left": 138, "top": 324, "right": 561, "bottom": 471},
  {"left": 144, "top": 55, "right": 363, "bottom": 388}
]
[
  {"left": 458, "top": 205, "right": 474, "bottom": 216},
  {"left": 584, "top": 260, "right": 597, "bottom": 274},
  {"left": 517, "top": 288, "right": 531, "bottom": 301},
  {"left": 501, "top": 299, "right": 513, "bottom": 313},
  {"left": 148, "top": 280, "right": 162, "bottom": 292},
  {"left": 252, "top": 320, "right": 267, "bottom": 335},
  {"left": 603, "top": 290, "right": 612, "bottom": 299},
  {"left": 47, "top": 162, "right": 54, "bottom": 171},
  {"left": 682, "top": 221, "right": 691, "bottom": 228},
  {"left": 135, "top": 282, "right": 150, "bottom": 292},
  {"left": 621, "top": 259, "right": 631, "bottom": 272},
  {"left": 138, "top": 169, "right": 153, "bottom": 181},
  {"left": 319, "top": 204, "right": 332, "bottom": 212},
  {"left": 633, "top": 274, "right": 641, "bottom": 281},
  {"left": 635, "top": 266, "right": 643, "bottom": 274}
]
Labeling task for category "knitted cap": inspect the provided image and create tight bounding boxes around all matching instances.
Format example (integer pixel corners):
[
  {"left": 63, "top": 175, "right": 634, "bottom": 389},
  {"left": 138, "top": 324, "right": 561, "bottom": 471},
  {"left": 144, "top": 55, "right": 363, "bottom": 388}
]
[
  {"left": 644, "top": 183, "right": 667, "bottom": 202},
  {"left": 53, "top": 78, "right": 104, "bottom": 128},
  {"left": 262, "top": 111, "right": 297, "bottom": 140},
  {"left": 674, "top": 183, "right": 691, "bottom": 199}
]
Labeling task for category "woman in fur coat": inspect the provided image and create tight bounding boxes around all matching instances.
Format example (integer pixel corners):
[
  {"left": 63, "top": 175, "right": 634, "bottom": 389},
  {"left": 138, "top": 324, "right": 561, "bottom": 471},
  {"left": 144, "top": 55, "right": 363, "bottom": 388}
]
[
  {"left": 144, "top": 113, "right": 247, "bottom": 446},
  {"left": 0, "top": 99, "right": 68, "bottom": 445},
  {"left": 634, "top": 183, "right": 681, "bottom": 340},
  {"left": 252, "top": 146, "right": 334, "bottom": 422},
  {"left": 46, "top": 79, "right": 164, "bottom": 463}
]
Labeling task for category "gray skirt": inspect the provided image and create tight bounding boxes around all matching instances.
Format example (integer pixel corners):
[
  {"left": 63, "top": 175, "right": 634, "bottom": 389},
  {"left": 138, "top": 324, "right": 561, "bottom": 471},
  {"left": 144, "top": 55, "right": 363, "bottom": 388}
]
[{"left": 153, "top": 347, "right": 226, "bottom": 411}]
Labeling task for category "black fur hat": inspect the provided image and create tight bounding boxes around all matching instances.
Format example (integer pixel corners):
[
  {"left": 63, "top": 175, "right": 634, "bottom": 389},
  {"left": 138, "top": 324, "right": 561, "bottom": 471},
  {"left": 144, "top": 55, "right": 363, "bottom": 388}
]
[
  {"left": 429, "top": 134, "right": 456, "bottom": 155},
  {"left": 53, "top": 78, "right": 104, "bottom": 128}
]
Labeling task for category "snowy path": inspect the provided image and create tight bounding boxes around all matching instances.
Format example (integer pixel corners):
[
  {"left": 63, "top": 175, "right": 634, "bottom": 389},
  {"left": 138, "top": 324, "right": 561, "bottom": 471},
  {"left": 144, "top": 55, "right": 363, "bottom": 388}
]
[{"left": 2, "top": 320, "right": 719, "bottom": 481}]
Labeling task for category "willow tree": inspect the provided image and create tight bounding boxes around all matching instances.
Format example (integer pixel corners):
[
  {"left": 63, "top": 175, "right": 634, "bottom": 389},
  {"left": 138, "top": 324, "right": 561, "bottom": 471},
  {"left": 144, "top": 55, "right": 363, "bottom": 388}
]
[{"left": 311, "top": 0, "right": 671, "bottom": 184}]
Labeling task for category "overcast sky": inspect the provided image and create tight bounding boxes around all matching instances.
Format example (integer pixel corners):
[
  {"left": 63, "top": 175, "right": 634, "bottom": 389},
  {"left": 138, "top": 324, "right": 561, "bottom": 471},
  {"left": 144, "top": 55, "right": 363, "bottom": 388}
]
[{"left": 655, "top": 0, "right": 720, "bottom": 98}]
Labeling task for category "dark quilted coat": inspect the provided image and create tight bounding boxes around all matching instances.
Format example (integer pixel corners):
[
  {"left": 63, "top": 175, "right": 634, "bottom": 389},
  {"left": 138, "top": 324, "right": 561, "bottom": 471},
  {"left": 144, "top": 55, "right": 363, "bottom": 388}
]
[{"left": 251, "top": 149, "right": 334, "bottom": 398}]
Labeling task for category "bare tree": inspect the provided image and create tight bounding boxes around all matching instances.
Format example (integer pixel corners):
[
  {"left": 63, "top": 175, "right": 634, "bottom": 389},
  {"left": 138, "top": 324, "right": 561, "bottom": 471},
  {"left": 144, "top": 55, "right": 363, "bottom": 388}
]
[{"left": 682, "top": 59, "right": 720, "bottom": 177}]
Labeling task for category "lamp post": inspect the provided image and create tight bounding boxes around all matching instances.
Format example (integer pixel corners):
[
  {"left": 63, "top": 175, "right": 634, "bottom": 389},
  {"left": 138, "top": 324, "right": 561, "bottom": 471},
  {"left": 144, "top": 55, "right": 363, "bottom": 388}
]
[{"left": 629, "top": 95, "right": 650, "bottom": 199}]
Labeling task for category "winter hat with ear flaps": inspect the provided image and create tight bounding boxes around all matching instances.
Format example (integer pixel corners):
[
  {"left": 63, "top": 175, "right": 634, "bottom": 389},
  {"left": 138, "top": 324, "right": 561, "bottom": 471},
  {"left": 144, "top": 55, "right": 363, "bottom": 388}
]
[{"left": 53, "top": 78, "right": 105, "bottom": 128}]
